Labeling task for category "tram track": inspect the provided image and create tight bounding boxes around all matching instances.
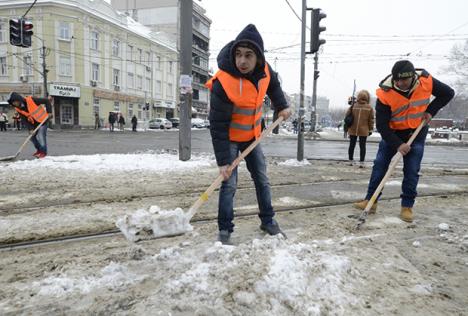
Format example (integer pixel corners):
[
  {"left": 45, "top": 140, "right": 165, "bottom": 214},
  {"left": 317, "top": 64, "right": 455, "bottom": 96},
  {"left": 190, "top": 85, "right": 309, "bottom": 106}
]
[{"left": 1, "top": 190, "right": 467, "bottom": 251}]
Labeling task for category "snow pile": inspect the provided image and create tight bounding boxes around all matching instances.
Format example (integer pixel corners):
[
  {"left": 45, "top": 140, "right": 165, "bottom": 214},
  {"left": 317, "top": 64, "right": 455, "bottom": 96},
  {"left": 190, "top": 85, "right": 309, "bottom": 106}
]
[
  {"left": 4, "top": 152, "right": 214, "bottom": 172},
  {"left": 33, "top": 262, "right": 141, "bottom": 296},
  {"left": 159, "top": 237, "right": 362, "bottom": 314},
  {"left": 116, "top": 206, "right": 193, "bottom": 242},
  {"left": 438, "top": 223, "right": 450, "bottom": 231},
  {"left": 279, "top": 159, "right": 311, "bottom": 167}
]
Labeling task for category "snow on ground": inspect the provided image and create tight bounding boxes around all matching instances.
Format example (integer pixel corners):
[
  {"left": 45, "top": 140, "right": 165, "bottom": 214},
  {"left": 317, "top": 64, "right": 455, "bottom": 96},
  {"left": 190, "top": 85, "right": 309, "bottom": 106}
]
[
  {"left": 2, "top": 152, "right": 215, "bottom": 173},
  {"left": 279, "top": 158, "right": 311, "bottom": 166},
  {"left": 26, "top": 236, "right": 364, "bottom": 315}
]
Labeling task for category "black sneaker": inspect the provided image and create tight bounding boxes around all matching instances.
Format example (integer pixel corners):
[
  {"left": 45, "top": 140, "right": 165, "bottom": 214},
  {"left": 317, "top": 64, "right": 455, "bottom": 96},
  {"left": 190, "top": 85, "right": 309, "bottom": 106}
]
[
  {"left": 260, "top": 219, "right": 281, "bottom": 236},
  {"left": 218, "top": 230, "right": 231, "bottom": 245}
]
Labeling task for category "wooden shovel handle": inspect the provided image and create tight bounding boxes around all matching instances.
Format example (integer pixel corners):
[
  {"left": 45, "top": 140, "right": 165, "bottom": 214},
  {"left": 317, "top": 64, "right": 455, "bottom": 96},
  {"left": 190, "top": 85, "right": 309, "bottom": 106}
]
[{"left": 187, "top": 117, "right": 284, "bottom": 218}]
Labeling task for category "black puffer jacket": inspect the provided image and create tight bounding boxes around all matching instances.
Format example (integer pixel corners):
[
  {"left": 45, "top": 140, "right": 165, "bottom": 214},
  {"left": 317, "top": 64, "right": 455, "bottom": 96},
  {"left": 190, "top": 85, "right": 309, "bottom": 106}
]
[{"left": 208, "top": 24, "right": 288, "bottom": 166}]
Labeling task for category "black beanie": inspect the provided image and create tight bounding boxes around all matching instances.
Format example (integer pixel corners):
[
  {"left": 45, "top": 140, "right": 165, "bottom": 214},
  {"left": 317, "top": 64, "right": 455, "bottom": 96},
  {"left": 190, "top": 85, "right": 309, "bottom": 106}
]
[
  {"left": 392, "top": 60, "right": 415, "bottom": 80},
  {"left": 233, "top": 24, "right": 264, "bottom": 59},
  {"left": 7, "top": 92, "right": 25, "bottom": 106}
]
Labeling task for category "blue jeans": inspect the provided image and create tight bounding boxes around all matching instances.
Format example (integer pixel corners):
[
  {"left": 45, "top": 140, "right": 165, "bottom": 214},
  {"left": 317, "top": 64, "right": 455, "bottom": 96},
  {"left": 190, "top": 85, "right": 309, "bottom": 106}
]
[
  {"left": 30, "top": 124, "right": 48, "bottom": 154},
  {"left": 218, "top": 142, "right": 274, "bottom": 232},
  {"left": 365, "top": 139, "right": 425, "bottom": 207}
]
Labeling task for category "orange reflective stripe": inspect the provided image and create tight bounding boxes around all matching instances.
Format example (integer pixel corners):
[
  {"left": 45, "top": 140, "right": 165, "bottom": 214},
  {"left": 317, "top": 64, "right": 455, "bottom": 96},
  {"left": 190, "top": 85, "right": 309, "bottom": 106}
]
[{"left": 24, "top": 96, "right": 48, "bottom": 123}]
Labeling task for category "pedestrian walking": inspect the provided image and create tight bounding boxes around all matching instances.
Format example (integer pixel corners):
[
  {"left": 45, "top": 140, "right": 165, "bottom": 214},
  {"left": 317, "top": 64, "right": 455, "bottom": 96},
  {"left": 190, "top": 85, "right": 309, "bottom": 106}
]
[
  {"left": 13, "top": 112, "right": 21, "bottom": 130},
  {"left": 206, "top": 24, "right": 291, "bottom": 244},
  {"left": 118, "top": 114, "right": 125, "bottom": 131},
  {"left": 94, "top": 112, "right": 100, "bottom": 129},
  {"left": 0, "top": 111, "right": 7, "bottom": 131},
  {"left": 345, "top": 90, "right": 374, "bottom": 166},
  {"left": 354, "top": 60, "right": 454, "bottom": 222},
  {"left": 131, "top": 115, "right": 138, "bottom": 132},
  {"left": 7, "top": 92, "right": 53, "bottom": 158},
  {"left": 108, "top": 112, "right": 116, "bottom": 132}
]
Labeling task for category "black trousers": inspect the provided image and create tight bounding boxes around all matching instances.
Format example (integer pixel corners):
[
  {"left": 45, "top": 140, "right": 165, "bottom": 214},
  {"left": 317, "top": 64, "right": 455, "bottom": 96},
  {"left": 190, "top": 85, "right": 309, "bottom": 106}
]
[
  {"left": 348, "top": 135, "right": 367, "bottom": 161},
  {"left": 0, "top": 122, "right": 6, "bottom": 131}
]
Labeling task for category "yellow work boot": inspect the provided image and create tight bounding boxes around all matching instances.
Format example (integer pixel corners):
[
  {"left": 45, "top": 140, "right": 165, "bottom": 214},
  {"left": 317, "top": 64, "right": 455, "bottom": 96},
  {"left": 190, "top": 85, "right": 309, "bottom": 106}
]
[
  {"left": 400, "top": 207, "right": 413, "bottom": 222},
  {"left": 353, "top": 200, "right": 377, "bottom": 214}
]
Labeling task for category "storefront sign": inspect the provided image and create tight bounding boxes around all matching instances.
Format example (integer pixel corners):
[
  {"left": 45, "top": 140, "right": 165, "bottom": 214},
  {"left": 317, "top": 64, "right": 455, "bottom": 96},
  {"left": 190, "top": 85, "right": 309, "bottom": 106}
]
[{"left": 49, "top": 84, "right": 80, "bottom": 98}]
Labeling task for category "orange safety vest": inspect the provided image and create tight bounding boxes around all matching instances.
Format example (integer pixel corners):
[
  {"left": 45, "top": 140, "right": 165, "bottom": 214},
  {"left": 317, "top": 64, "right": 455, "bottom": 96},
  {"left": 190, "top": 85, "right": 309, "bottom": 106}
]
[
  {"left": 14, "top": 96, "right": 48, "bottom": 124},
  {"left": 206, "top": 65, "right": 270, "bottom": 142},
  {"left": 376, "top": 75, "right": 433, "bottom": 130}
]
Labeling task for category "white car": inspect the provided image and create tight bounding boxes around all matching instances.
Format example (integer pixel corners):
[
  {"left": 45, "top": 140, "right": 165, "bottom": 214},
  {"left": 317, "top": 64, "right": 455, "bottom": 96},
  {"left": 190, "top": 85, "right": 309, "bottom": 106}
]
[{"left": 149, "top": 118, "right": 172, "bottom": 129}]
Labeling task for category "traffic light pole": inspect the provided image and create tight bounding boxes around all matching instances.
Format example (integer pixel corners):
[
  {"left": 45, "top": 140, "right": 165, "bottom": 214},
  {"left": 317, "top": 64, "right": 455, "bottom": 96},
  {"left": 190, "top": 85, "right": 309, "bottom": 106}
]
[
  {"left": 179, "top": 0, "right": 193, "bottom": 161},
  {"left": 297, "top": 0, "right": 306, "bottom": 161},
  {"left": 310, "top": 52, "right": 318, "bottom": 132}
]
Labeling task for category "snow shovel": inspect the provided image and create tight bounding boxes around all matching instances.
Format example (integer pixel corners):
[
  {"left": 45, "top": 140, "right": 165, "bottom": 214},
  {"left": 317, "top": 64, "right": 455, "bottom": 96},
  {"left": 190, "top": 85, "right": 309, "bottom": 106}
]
[
  {"left": 355, "top": 119, "right": 427, "bottom": 230},
  {"left": 0, "top": 118, "right": 47, "bottom": 162}
]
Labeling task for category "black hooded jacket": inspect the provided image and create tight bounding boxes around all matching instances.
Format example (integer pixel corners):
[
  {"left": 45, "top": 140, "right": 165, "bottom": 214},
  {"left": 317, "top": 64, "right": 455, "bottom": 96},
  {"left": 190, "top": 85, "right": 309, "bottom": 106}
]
[
  {"left": 208, "top": 24, "right": 288, "bottom": 166},
  {"left": 375, "top": 70, "right": 454, "bottom": 150},
  {"left": 7, "top": 92, "right": 52, "bottom": 129}
]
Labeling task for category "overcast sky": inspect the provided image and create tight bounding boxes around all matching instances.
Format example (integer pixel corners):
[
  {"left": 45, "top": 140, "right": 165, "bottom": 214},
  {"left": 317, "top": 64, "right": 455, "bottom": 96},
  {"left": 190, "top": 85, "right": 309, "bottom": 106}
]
[{"left": 199, "top": 0, "right": 468, "bottom": 108}]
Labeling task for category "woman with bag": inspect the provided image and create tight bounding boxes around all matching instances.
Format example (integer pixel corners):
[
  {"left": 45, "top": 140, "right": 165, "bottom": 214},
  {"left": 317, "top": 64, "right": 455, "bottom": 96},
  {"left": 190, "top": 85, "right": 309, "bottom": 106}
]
[{"left": 345, "top": 90, "right": 374, "bottom": 166}]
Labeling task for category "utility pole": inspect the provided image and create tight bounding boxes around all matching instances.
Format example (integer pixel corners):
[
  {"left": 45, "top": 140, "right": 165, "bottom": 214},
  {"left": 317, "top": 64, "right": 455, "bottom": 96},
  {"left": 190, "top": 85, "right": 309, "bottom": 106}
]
[
  {"left": 297, "top": 0, "right": 306, "bottom": 161},
  {"left": 179, "top": 0, "right": 193, "bottom": 161},
  {"left": 310, "top": 52, "right": 318, "bottom": 131},
  {"left": 41, "top": 44, "right": 48, "bottom": 97}
]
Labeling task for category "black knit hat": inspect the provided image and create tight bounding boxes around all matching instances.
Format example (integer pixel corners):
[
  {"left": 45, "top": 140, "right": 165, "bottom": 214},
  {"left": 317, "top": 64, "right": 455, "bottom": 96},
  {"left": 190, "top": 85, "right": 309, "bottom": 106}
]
[
  {"left": 392, "top": 60, "right": 415, "bottom": 80},
  {"left": 233, "top": 24, "right": 264, "bottom": 59}
]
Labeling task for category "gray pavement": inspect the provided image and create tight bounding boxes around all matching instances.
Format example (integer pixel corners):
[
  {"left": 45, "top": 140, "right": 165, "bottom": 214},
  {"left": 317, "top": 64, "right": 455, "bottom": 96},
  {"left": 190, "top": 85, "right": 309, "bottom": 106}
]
[{"left": 1, "top": 128, "right": 467, "bottom": 167}]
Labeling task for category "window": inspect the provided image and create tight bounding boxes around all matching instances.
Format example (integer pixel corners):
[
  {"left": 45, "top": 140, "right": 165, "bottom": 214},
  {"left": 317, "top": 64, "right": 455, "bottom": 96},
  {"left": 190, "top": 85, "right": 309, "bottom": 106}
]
[
  {"left": 146, "top": 52, "right": 151, "bottom": 65},
  {"left": 127, "top": 72, "right": 134, "bottom": 89},
  {"left": 112, "top": 39, "right": 120, "bottom": 57},
  {"left": 0, "top": 23, "right": 6, "bottom": 43},
  {"left": 167, "top": 83, "right": 173, "bottom": 98},
  {"left": 93, "top": 98, "right": 100, "bottom": 116},
  {"left": 137, "top": 48, "right": 142, "bottom": 63},
  {"left": 155, "top": 56, "right": 161, "bottom": 70},
  {"left": 92, "top": 63, "right": 99, "bottom": 81},
  {"left": 23, "top": 54, "right": 32, "bottom": 76},
  {"left": 127, "top": 45, "right": 133, "bottom": 61},
  {"left": 155, "top": 80, "right": 162, "bottom": 95},
  {"left": 59, "top": 22, "right": 71, "bottom": 40},
  {"left": 114, "top": 101, "right": 120, "bottom": 112},
  {"left": 113, "top": 68, "right": 120, "bottom": 86},
  {"left": 59, "top": 55, "right": 72, "bottom": 76},
  {"left": 90, "top": 31, "right": 99, "bottom": 50},
  {"left": 0, "top": 56, "right": 7, "bottom": 75},
  {"left": 168, "top": 61, "right": 173, "bottom": 74},
  {"left": 137, "top": 75, "right": 143, "bottom": 90},
  {"left": 128, "top": 104, "right": 134, "bottom": 118},
  {"left": 145, "top": 77, "right": 151, "bottom": 92},
  {"left": 137, "top": 104, "right": 142, "bottom": 119}
]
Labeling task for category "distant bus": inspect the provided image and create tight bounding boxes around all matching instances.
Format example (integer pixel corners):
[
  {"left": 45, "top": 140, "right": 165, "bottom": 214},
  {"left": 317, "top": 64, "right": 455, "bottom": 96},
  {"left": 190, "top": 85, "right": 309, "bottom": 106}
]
[{"left": 429, "top": 118, "right": 453, "bottom": 129}]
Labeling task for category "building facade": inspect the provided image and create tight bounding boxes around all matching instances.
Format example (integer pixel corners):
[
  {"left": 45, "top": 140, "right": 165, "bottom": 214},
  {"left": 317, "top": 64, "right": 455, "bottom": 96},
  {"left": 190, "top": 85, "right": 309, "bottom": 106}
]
[
  {"left": 0, "top": 0, "right": 178, "bottom": 128},
  {"left": 111, "top": 0, "right": 211, "bottom": 119}
]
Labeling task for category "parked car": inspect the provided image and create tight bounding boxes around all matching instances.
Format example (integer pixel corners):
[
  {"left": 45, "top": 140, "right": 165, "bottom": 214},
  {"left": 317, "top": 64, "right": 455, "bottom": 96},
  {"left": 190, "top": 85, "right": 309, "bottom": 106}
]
[
  {"left": 169, "top": 117, "right": 180, "bottom": 128},
  {"left": 191, "top": 118, "right": 206, "bottom": 128},
  {"left": 149, "top": 118, "right": 172, "bottom": 129}
]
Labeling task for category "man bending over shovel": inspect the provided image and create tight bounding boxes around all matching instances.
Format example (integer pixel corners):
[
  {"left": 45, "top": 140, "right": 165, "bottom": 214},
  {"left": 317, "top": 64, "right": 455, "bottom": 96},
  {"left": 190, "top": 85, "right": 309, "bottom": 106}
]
[
  {"left": 354, "top": 60, "right": 454, "bottom": 222},
  {"left": 206, "top": 24, "right": 291, "bottom": 244},
  {"left": 8, "top": 92, "right": 53, "bottom": 158}
]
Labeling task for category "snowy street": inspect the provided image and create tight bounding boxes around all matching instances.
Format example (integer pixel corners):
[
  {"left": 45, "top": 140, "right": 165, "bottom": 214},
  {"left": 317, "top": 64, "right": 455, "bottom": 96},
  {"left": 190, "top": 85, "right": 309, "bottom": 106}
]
[{"left": 1, "top": 152, "right": 467, "bottom": 315}]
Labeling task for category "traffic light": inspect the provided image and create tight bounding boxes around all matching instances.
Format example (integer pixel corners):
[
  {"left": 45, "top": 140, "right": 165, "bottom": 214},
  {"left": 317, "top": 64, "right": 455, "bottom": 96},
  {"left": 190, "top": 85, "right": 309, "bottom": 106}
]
[
  {"left": 22, "top": 20, "right": 33, "bottom": 48},
  {"left": 9, "top": 18, "right": 33, "bottom": 48},
  {"left": 9, "top": 19, "right": 22, "bottom": 46},
  {"left": 310, "top": 8, "right": 326, "bottom": 54}
]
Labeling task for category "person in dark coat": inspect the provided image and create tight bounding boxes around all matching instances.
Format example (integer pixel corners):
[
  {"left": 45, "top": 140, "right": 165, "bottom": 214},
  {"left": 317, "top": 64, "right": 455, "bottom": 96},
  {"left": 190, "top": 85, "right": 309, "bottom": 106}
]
[
  {"left": 206, "top": 24, "right": 291, "bottom": 244},
  {"left": 108, "top": 112, "right": 116, "bottom": 132},
  {"left": 118, "top": 114, "right": 125, "bottom": 131},
  {"left": 131, "top": 115, "right": 138, "bottom": 132}
]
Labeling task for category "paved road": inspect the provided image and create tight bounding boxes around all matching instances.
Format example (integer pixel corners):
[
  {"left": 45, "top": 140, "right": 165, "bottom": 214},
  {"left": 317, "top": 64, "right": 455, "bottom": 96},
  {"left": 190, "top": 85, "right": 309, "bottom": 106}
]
[{"left": 1, "top": 128, "right": 467, "bottom": 166}]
